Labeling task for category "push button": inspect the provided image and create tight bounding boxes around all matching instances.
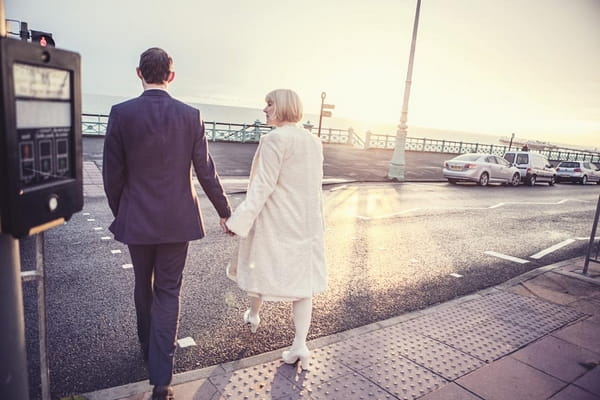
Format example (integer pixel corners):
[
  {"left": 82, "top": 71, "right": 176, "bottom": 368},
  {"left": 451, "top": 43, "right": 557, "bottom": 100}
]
[{"left": 48, "top": 194, "right": 59, "bottom": 212}]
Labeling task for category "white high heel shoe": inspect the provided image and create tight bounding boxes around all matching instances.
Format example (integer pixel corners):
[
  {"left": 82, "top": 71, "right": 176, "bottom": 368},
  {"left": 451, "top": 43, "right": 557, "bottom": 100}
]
[
  {"left": 243, "top": 309, "right": 260, "bottom": 333},
  {"left": 282, "top": 345, "right": 311, "bottom": 370}
]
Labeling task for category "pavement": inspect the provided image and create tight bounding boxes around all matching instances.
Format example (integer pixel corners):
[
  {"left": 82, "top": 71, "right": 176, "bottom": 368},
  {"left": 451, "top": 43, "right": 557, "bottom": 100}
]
[{"left": 77, "top": 139, "right": 600, "bottom": 400}]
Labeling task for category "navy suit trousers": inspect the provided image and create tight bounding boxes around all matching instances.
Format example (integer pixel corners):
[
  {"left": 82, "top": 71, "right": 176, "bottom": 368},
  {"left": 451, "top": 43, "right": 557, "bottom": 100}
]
[{"left": 128, "top": 242, "right": 189, "bottom": 385}]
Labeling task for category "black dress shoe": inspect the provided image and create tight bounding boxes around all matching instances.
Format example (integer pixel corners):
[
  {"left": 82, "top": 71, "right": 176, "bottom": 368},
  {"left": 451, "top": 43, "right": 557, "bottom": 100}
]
[{"left": 152, "top": 385, "right": 174, "bottom": 400}]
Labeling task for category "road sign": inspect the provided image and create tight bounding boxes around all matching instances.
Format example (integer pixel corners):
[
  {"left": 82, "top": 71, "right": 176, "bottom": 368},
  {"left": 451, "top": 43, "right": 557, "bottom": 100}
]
[
  {"left": 322, "top": 104, "right": 335, "bottom": 109},
  {"left": 321, "top": 110, "right": 332, "bottom": 118}
]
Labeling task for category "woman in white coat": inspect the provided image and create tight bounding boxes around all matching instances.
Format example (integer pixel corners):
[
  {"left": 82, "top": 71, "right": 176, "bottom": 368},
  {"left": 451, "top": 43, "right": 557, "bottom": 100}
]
[{"left": 225, "top": 89, "right": 326, "bottom": 370}]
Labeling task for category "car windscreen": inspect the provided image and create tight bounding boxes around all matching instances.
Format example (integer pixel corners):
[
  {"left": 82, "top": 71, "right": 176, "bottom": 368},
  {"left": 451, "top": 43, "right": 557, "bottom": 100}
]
[
  {"left": 558, "top": 162, "right": 579, "bottom": 168},
  {"left": 453, "top": 154, "right": 481, "bottom": 162},
  {"left": 504, "top": 153, "right": 515, "bottom": 163}
]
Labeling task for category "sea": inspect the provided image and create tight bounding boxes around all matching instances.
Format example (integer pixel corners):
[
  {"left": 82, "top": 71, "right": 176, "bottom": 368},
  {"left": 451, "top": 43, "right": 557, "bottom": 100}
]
[{"left": 83, "top": 93, "right": 592, "bottom": 151}]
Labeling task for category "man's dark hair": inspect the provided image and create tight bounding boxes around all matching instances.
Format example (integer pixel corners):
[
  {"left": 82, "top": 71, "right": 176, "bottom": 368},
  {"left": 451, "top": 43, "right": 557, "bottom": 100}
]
[{"left": 138, "top": 47, "right": 172, "bottom": 84}]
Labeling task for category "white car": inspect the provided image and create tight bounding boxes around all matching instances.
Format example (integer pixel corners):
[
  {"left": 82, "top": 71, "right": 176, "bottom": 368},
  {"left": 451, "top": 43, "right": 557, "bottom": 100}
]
[
  {"left": 443, "top": 153, "right": 521, "bottom": 186},
  {"left": 555, "top": 161, "right": 600, "bottom": 184}
]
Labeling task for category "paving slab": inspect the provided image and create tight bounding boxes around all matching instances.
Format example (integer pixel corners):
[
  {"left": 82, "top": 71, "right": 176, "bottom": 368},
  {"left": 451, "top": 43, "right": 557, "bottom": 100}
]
[
  {"left": 574, "top": 367, "right": 600, "bottom": 397},
  {"left": 553, "top": 320, "right": 600, "bottom": 353},
  {"left": 457, "top": 357, "right": 566, "bottom": 400},
  {"left": 511, "top": 335, "right": 599, "bottom": 382},
  {"left": 418, "top": 383, "right": 483, "bottom": 400},
  {"left": 509, "top": 274, "right": 580, "bottom": 305},
  {"left": 587, "top": 315, "right": 600, "bottom": 324},
  {"left": 508, "top": 283, "right": 578, "bottom": 306},
  {"left": 548, "top": 385, "right": 600, "bottom": 400},
  {"left": 569, "top": 298, "right": 600, "bottom": 317},
  {"left": 159, "top": 379, "right": 220, "bottom": 400}
]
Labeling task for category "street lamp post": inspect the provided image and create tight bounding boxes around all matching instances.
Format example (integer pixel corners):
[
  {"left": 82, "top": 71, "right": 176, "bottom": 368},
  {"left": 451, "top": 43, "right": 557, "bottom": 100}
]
[{"left": 388, "top": 0, "right": 422, "bottom": 181}]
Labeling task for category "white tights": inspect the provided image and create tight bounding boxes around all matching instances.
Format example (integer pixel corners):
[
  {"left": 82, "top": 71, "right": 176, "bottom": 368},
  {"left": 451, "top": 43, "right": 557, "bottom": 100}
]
[{"left": 248, "top": 296, "right": 312, "bottom": 349}]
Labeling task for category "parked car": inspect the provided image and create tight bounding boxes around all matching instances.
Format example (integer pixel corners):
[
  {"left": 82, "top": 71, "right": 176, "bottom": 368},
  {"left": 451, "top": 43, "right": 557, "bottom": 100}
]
[
  {"left": 555, "top": 161, "right": 600, "bottom": 184},
  {"left": 443, "top": 153, "right": 521, "bottom": 186},
  {"left": 502, "top": 151, "right": 556, "bottom": 186}
]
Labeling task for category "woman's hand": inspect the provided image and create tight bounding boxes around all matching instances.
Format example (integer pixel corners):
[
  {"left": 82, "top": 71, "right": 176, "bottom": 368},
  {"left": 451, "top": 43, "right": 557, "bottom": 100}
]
[{"left": 220, "top": 217, "right": 235, "bottom": 236}]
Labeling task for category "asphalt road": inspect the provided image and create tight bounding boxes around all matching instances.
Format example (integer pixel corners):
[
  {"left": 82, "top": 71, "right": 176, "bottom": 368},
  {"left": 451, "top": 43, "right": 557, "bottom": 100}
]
[
  {"left": 82, "top": 136, "right": 450, "bottom": 181},
  {"left": 20, "top": 169, "right": 600, "bottom": 398}
]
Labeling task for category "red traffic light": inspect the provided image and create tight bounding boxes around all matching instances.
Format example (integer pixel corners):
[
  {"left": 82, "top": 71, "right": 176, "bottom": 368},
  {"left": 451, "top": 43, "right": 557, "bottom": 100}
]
[{"left": 30, "top": 30, "right": 55, "bottom": 47}]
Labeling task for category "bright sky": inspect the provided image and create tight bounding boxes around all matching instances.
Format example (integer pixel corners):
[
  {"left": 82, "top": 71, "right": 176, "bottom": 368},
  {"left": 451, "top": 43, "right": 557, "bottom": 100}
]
[{"left": 5, "top": 0, "right": 600, "bottom": 147}]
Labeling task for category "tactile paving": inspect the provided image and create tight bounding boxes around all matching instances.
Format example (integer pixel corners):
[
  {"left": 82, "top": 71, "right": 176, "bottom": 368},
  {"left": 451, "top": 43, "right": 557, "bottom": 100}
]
[
  {"left": 457, "top": 318, "right": 543, "bottom": 350},
  {"left": 385, "top": 326, "right": 485, "bottom": 380},
  {"left": 359, "top": 355, "right": 447, "bottom": 400},
  {"left": 277, "top": 343, "right": 355, "bottom": 391},
  {"left": 462, "top": 291, "right": 584, "bottom": 333},
  {"left": 339, "top": 331, "right": 407, "bottom": 371},
  {"left": 401, "top": 310, "right": 489, "bottom": 341},
  {"left": 435, "top": 324, "right": 515, "bottom": 362},
  {"left": 209, "top": 360, "right": 303, "bottom": 399},
  {"left": 310, "top": 372, "right": 397, "bottom": 400}
]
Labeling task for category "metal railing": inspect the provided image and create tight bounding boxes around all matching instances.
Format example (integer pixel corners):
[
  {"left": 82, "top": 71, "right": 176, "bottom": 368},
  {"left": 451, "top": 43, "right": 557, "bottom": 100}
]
[{"left": 81, "top": 113, "right": 600, "bottom": 162}]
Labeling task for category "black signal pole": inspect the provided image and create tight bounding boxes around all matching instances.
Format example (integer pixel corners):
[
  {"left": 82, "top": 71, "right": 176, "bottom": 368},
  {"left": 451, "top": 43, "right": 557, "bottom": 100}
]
[{"left": 1, "top": 1, "right": 31, "bottom": 397}]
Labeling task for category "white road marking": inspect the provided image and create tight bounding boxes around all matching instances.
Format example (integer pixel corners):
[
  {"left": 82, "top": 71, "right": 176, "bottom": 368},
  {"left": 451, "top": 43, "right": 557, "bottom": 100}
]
[
  {"left": 100, "top": 236, "right": 111, "bottom": 240},
  {"left": 177, "top": 337, "right": 197, "bottom": 348},
  {"left": 110, "top": 249, "right": 122, "bottom": 254},
  {"left": 83, "top": 212, "right": 90, "bottom": 216},
  {"left": 530, "top": 239, "right": 577, "bottom": 259},
  {"left": 94, "top": 227, "right": 102, "bottom": 231},
  {"left": 87, "top": 218, "right": 95, "bottom": 222},
  {"left": 575, "top": 236, "right": 600, "bottom": 241},
  {"left": 122, "top": 264, "right": 133, "bottom": 269},
  {"left": 484, "top": 251, "right": 529, "bottom": 264},
  {"left": 450, "top": 273, "right": 463, "bottom": 278}
]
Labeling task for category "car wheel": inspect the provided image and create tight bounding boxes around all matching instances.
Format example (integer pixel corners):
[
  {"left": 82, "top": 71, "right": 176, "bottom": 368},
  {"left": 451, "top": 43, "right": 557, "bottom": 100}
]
[
  {"left": 527, "top": 175, "right": 536, "bottom": 186},
  {"left": 581, "top": 175, "right": 587, "bottom": 185},
  {"left": 447, "top": 178, "right": 457, "bottom": 184},
  {"left": 549, "top": 176, "right": 555, "bottom": 186},
  {"left": 478, "top": 172, "right": 489, "bottom": 186},
  {"left": 510, "top": 173, "right": 520, "bottom": 186}
]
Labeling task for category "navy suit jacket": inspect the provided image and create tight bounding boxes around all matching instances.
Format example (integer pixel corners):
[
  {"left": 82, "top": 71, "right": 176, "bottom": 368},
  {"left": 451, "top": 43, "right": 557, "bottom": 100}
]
[{"left": 102, "top": 89, "right": 231, "bottom": 245}]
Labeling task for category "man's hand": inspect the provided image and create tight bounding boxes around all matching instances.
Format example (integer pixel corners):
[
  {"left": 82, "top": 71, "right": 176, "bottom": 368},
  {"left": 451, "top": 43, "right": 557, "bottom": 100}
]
[{"left": 220, "top": 217, "right": 235, "bottom": 236}]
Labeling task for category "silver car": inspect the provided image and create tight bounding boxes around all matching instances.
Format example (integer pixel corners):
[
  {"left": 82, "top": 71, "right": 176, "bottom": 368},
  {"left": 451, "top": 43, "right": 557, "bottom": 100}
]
[
  {"left": 443, "top": 153, "right": 521, "bottom": 186},
  {"left": 555, "top": 161, "right": 600, "bottom": 184}
]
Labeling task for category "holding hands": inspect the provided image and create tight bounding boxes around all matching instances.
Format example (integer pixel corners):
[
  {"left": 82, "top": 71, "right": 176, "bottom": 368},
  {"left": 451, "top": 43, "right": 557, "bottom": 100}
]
[{"left": 220, "top": 217, "right": 235, "bottom": 236}]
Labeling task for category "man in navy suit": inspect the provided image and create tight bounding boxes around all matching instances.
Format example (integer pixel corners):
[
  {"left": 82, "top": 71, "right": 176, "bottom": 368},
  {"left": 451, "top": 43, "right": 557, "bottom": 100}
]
[{"left": 103, "top": 47, "right": 232, "bottom": 400}]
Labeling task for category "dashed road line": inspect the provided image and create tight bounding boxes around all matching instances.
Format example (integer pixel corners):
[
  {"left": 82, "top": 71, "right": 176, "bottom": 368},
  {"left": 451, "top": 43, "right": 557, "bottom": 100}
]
[
  {"left": 484, "top": 251, "right": 529, "bottom": 264},
  {"left": 356, "top": 198, "right": 592, "bottom": 220},
  {"left": 110, "top": 249, "right": 122, "bottom": 254},
  {"left": 575, "top": 236, "right": 600, "bottom": 241},
  {"left": 122, "top": 264, "right": 133, "bottom": 269},
  {"left": 530, "top": 239, "right": 576, "bottom": 259},
  {"left": 177, "top": 337, "right": 197, "bottom": 348}
]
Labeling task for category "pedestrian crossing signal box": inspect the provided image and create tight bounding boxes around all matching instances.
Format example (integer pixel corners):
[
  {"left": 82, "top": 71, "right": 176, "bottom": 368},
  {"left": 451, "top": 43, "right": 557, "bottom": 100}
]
[{"left": 0, "top": 37, "right": 83, "bottom": 238}]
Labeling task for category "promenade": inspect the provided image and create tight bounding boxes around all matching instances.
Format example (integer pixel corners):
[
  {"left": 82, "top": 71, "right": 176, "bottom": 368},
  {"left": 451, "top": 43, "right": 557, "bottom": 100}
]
[{"left": 77, "top": 138, "right": 600, "bottom": 400}]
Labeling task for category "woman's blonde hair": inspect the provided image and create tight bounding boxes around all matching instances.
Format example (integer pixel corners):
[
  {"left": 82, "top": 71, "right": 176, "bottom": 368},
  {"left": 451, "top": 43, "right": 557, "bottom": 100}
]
[{"left": 265, "top": 89, "right": 303, "bottom": 123}]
